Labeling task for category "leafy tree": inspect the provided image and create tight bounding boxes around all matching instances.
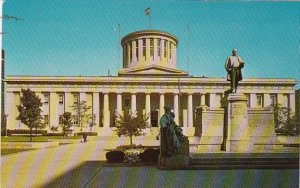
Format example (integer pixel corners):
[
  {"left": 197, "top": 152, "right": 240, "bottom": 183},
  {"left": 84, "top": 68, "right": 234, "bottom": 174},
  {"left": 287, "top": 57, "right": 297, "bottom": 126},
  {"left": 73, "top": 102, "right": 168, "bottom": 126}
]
[
  {"left": 114, "top": 110, "right": 149, "bottom": 146},
  {"left": 272, "top": 104, "right": 300, "bottom": 135},
  {"left": 60, "top": 112, "right": 73, "bottom": 136},
  {"left": 50, "top": 126, "right": 58, "bottom": 133},
  {"left": 70, "top": 101, "right": 92, "bottom": 133},
  {"left": 16, "top": 89, "right": 43, "bottom": 142}
]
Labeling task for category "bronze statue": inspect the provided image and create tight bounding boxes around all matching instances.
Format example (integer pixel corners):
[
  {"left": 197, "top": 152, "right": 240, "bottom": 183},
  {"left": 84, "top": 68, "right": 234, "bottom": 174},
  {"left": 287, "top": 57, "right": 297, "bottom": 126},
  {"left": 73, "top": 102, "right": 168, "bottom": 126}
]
[{"left": 225, "top": 49, "right": 245, "bottom": 93}]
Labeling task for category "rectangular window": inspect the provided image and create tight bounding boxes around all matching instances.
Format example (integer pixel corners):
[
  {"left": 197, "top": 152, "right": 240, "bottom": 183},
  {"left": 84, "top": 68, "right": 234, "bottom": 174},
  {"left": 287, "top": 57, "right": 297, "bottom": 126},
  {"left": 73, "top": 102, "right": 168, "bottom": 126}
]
[
  {"left": 44, "top": 115, "right": 49, "bottom": 125},
  {"left": 124, "top": 98, "right": 130, "bottom": 107},
  {"left": 142, "top": 38, "right": 146, "bottom": 59},
  {"left": 164, "top": 40, "right": 167, "bottom": 58},
  {"left": 44, "top": 93, "right": 49, "bottom": 104},
  {"left": 256, "top": 94, "right": 263, "bottom": 107},
  {"left": 59, "top": 115, "right": 63, "bottom": 124},
  {"left": 270, "top": 94, "right": 277, "bottom": 106},
  {"left": 72, "top": 115, "right": 78, "bottom": 125},
  {"left": 245, "top": 94, "right": 250, "bottom": 107},
  {"left": 59, "top": 94, "right": 64, "bottom": 104},
  {"left": 169, "top": 42, "right": 172, "bottom": 59},
  {"left": 129, "top": 42, "right": 132, "bottom": 62},
  {"left": 157, "top": 39, "right": 161, "bottom": 57},
  {"left": 150, "top": 38, "right": 154, "bottom": 59},
  {"left": 123, "top": 45, "right": 127, "bottom": 67},
  {"left": 135, "top": 40, "right": 139, "bottom": 60},
  {"left": 73, "top": 94, "right": 79, "bottom": 105}
]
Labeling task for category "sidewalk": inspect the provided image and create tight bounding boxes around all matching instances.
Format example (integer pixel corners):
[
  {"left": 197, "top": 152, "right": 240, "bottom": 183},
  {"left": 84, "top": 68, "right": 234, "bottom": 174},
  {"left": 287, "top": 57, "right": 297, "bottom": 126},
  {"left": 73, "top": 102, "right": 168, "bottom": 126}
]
[{"left": 1, "top": 137, "right": 299, "bottom": 188}]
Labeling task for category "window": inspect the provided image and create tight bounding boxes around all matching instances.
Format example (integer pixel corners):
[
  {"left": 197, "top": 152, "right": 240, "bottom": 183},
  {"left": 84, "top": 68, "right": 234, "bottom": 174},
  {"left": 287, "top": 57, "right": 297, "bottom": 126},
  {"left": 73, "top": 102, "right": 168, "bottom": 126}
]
[
  {"left": 123, "top": 45, "right": 127, "bottom": 67},
  {"left": 129, "top": 42, "right": 132, "bottom": 62},
  {"left": 73, "top": 94, "right": 79, "bottom": 105},
  {"left": 150, "top": 38, "right": 154, "bottom": 59},
  {"left": 44, "top": 115, "right": 49, "bottom": 125},
  {"left": 124, "top": 98, "right": 130, "bottom": 107},
  {"left": 270, "top": 94, "right": 277, "bottom": 106},
  {"left": 72, "top": 115, "right": 78, "bottom": 125},
  {"left": 164, "top": 40, "right": 167, "bottom": 58},
  {"left": 44, "top": 93, "right": 49, "bottom": 104},
  {"left": 135, "top": 40, "right": 139, "bottom": 59},
  {"left": 142, "top": 38, "right": 146, "bottom": 59},
  {"left": 59, "top": 115, "right": 63, "bottom": 124},
  {"left": 59, "top": 94, "right": 64, "bottom": 104},
  {"left": 169, "top": 42, "right": 172, "bottom": 59},
  {"left": 157, "top": 39, "right": 161, "bottom": 57},
  {"left": 256, "top": 94, "right": 263, "bottom": 107},
  {"left": 245, "top": 94, "right": 250, "bottom": 107}
]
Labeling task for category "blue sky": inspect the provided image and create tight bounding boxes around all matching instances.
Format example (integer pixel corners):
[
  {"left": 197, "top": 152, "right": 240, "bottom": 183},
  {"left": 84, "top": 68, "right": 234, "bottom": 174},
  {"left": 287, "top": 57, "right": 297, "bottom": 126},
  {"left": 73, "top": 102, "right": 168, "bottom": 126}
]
[{"left": 3, "top": 1, "right": 300, "bottom": 88}]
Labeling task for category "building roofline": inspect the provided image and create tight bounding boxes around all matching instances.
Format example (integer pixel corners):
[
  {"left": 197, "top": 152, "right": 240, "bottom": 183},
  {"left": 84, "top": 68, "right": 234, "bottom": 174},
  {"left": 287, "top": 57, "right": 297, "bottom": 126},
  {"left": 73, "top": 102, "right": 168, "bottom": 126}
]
[{"left": 121, "top": 30, "right": 178, "bottom": 46}]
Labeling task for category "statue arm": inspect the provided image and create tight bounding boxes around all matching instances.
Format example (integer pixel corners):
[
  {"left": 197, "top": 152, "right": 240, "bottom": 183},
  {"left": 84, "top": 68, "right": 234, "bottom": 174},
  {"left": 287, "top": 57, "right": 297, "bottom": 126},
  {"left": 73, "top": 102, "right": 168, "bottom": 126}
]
[
  {"left": 238, "top": 56, "right": 245, "bottom": 68},
  {"left": 225, "top": 57, "right": 231, "bottom": 72}
]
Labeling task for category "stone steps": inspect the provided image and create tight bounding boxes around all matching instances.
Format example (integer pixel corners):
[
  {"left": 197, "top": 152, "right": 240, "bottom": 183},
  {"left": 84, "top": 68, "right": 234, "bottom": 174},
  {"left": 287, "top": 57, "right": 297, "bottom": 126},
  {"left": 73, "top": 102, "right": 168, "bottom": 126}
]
[{"left": 159, "top": 155, "right": 299, "bottom": 170}]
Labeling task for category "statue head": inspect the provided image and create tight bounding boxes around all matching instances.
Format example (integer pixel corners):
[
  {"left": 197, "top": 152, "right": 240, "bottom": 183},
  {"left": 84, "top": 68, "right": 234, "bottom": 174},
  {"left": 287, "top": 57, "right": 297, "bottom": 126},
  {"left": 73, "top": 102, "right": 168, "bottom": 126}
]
[
  {"left": 232, "top": 49, "right": 238, "bottom": 56},
  {"left": 164, "top": 105, "right": 172, "bottom": 113}
]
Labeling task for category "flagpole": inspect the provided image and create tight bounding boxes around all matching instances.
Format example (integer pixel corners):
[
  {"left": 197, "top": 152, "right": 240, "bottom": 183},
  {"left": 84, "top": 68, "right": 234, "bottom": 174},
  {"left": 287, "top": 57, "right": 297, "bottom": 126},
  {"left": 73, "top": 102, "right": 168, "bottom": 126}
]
[
  {"left": 118, "top": 23, "right": 120, "bottom": 70},
  {"left": 187, "top": 25, "right": 190, "bottom": 75}
]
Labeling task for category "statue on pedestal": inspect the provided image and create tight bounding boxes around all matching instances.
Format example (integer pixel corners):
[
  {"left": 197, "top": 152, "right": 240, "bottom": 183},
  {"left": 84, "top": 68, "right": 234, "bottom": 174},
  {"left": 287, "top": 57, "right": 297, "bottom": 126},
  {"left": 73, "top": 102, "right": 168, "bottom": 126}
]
[
  {"left": 159, "top": 106, "right": 189, "bottom": 166},
  {"left": 225, "top": 49, "right": 245, "bottom": 93}
]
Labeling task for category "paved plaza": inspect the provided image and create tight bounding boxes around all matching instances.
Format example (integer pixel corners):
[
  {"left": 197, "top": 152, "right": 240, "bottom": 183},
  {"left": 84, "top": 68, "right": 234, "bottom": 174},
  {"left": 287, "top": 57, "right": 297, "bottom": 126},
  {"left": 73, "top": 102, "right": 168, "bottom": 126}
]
[{"left": 1, "top": 137, "right": 299, "bottom": 188}]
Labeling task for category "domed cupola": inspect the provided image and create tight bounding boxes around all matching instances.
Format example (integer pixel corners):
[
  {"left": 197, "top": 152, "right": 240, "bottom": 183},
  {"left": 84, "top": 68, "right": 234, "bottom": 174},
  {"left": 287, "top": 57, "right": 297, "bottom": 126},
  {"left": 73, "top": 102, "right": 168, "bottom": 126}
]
[{"left": 118, "top": 30, "right": 188, "bottom": 77}]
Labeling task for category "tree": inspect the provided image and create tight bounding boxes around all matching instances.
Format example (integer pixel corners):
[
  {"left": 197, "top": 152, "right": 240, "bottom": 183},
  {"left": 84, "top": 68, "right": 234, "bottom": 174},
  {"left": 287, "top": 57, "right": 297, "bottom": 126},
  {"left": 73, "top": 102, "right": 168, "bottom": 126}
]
[
  {"left": 70, "top": 101, "right": 92, "bottom": 133},
  {"left": 50, "top": 126, "right": 58, "bottom": 133},
  {"left": 272, "top": 104, "right": 300, "bottom": 135},
  {"left": 16, "top": 89, "right": 43, "bottom": 142},
  {"left": 60, "top": 112, "right": 73, "bottom": 136},
  {"left": 114, "top": 110, "right": 149, "bottom": 146}
]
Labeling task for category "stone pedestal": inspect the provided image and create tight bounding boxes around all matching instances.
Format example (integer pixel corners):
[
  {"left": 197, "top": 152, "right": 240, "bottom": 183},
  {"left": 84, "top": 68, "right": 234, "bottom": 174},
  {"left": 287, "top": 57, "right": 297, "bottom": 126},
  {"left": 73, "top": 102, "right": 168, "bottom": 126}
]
[
  {"left": 224, "top": 93, "right": 253, "bottom": 152},
  {"left": 159, "top": 137, "right": 190, "bottom": 167}
]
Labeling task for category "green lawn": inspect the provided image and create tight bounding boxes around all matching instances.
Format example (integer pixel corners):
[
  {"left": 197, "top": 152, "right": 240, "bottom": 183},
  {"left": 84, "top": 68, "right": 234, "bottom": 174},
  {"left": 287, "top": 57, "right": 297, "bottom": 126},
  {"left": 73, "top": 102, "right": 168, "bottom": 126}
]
[
  {"left": 1, "top": 148, "right": 36, "bottom": 155},
  {"left": 1, "top": 135, "right": 82, "bottom": 142}
]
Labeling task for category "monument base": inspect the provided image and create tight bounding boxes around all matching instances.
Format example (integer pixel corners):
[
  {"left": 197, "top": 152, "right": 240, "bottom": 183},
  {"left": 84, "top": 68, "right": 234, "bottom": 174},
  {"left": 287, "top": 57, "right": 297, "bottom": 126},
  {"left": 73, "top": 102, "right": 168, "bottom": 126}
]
[
  {"left": 223, "top": 139, "right": 253, "bottom": 152},
  {"left": 159, "top": 155, "right": 190, "bottom": 166}
]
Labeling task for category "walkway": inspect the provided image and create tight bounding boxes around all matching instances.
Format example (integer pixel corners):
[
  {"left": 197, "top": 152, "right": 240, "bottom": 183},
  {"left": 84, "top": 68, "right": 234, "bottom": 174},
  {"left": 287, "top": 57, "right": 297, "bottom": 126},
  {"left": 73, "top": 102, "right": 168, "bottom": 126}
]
[{"left": 1, "top": 137, "right": 299, "bottom": 188}]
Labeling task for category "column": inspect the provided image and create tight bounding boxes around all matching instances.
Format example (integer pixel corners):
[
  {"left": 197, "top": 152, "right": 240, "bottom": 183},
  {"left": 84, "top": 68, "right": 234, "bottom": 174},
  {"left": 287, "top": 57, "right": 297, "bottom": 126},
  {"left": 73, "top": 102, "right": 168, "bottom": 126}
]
[
  {"left": 263, "top": 93, "right": 271, "bottom": 107},
  {"left": 103, "top": 93, "right": 110, "bottom": 127},
  {"left": 49, "top": 92, "right": 58, "bottom": 127},
  {"left": 138, "top": 39, "right": 142, "bottom": 63},
  {"left": 250, "top": 93, "right": 257, "bottom": 108},
  {"left": 200, "top": 93, "right": 206, "bottom": 106},
  {"left": 116, "top": 93, "right": 122, "bottom": 116},
  {"left": 146, "top": 38, "right": 150, "bottom": 63},
  {"left": 131, "top": 93, "right": 137, "bottom": 116},
  {"left": 289, "top": 93, "right": 295, "bottom": 114},
  {"left": 173, "top": 93, "right": 179, "bottom": 125},
  {"left": 64, "top": 92, "right": 72, "bottom": 113},
  {"left": 159, "top": 93, "right": 165, "bottom": 119},
  {"left": 209, "top": 93, "right": 216, "bottom": 109},
  {"left": 145, "top": 93, "right": 151, "bottom": 125},
  {"left": 5, "top": 92, "right": 13, "bottom": 129},
  {"left": 187, "top": 93, "right": 193, "bottom": 127},
  {"left": 153, "top": 38, "right": 158, "bottom": 64},
  {"left": 93, "top": 92, "right": 100, "bottom": 130},
  {"left": 278, "top": 94, "right": 288, "bottom": 107}
]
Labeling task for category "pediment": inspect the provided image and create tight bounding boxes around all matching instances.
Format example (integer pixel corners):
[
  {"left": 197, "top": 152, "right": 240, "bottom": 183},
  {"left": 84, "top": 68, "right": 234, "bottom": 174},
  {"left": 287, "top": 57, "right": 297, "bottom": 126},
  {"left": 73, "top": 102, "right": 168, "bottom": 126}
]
[{"left": 118, "top": 65, "right": 188, "bottom": 77}]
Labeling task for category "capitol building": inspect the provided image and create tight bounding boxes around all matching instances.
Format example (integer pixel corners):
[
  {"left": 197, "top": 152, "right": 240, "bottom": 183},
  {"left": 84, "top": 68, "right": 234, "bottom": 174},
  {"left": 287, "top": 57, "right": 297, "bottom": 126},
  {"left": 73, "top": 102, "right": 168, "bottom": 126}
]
[{"left": 5, "top": 30, "right": 297, "bottom": 136}]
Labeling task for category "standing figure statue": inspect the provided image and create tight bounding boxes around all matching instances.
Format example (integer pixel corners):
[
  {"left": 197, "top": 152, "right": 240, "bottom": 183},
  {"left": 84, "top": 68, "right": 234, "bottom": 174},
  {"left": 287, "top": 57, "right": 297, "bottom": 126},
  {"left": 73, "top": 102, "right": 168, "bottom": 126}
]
[
  {"left": 159, "top": 105, "right": 174, "bottom": 157},
  {"left": 225, "top": 49, "right": 245, "bottom": 93}
]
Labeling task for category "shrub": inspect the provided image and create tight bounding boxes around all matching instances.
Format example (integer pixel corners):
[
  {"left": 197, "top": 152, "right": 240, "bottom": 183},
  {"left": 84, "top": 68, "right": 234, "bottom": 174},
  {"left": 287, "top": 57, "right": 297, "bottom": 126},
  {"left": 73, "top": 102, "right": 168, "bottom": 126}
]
[
  {"left": 42, "top": 132, "right": 65, "bottom": 136},
  {"left": 139, "top": 148, "right": 160, "bottom": 162},
  {"left": 5, "top": 129, "right": 47, "bottom": 135},
  {"left": 77, "top": 132, "right": 98, "bottom": 136},
  {"left": 106, "top": 151, "right": 125, "bottom": 163}
]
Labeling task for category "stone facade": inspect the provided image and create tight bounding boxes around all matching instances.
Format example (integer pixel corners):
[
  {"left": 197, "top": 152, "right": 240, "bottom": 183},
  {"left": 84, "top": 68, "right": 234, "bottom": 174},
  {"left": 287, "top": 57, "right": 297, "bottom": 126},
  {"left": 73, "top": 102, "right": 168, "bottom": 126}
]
[{"left": 5, "top": 30, "right": 298, "bottom": 137}]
